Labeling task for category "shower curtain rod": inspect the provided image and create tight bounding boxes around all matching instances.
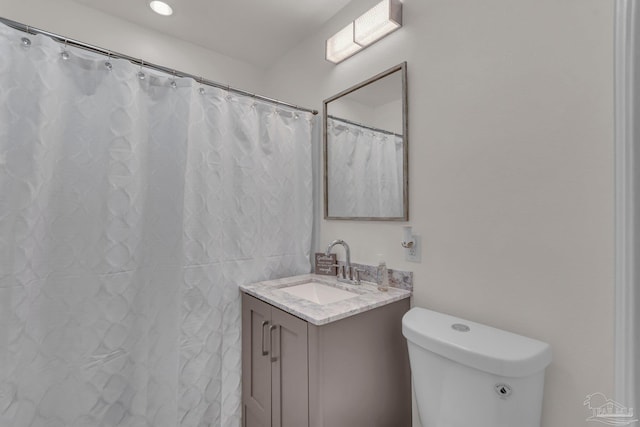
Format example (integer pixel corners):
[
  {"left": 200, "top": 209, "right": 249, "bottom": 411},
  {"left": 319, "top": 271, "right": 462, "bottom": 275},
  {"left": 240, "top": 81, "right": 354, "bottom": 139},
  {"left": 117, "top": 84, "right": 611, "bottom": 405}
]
[
  {"left": 0, "top": 16, "right": 319, "bottom": 116},
  {"left": 327, "top": 115, "right": 403, "bottom": 137}
]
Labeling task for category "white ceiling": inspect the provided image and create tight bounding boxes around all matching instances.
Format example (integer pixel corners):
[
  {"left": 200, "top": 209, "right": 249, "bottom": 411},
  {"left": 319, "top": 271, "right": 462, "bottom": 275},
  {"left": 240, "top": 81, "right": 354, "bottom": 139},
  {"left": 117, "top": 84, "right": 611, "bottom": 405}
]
[{"left": 71, "top": 0, "right": 352, "bottom": 68}]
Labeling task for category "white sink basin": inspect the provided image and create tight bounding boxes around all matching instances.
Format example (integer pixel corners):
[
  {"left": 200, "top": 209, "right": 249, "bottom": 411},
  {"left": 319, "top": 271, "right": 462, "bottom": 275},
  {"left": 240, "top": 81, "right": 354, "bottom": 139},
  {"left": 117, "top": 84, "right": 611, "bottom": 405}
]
[{"left": 281, "top": 281, "right": 358, "bottom": 305}]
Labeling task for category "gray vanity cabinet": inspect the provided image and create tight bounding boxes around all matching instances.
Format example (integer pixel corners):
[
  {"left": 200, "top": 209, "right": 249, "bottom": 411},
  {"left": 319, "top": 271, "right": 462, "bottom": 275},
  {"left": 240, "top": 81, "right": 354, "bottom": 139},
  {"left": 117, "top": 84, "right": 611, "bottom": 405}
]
[
  {"left": 241, "top": 292, "right": 411, "bottom": 427},
  {"left": 242, "top": 293, "right": 308, "bottom": 427}
]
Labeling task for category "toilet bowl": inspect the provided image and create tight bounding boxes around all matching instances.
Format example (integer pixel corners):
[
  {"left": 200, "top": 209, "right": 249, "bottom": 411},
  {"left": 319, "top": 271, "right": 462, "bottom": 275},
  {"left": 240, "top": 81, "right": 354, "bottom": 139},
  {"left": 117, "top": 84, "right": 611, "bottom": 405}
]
[{"left": 402, "top": 307, "right": 552, "bottom": 427}]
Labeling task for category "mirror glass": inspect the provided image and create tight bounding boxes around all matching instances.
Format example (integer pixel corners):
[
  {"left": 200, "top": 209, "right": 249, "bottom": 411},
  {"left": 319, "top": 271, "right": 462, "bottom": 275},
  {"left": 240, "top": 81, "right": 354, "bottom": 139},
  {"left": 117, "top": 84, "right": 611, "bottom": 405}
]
[{"left": 323, "top": 62, "right": 408, "bottom": 220}]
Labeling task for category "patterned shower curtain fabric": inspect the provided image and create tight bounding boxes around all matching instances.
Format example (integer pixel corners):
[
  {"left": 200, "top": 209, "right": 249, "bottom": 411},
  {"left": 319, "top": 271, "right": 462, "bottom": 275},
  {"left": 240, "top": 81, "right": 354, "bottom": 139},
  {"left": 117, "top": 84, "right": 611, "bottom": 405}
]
[
  {"left": 327, "top": 117, "right": 403, "bottom": 218},
  {"left": 0, "top": 23, "right": 313, "bottom": 427}
]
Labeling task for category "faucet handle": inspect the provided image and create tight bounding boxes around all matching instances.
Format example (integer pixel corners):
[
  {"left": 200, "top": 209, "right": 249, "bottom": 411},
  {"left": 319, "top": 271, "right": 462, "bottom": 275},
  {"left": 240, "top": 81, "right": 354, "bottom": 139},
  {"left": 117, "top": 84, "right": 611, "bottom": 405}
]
[
  {"left": 352, "top": 267, "right": 364, "bottom": 285},
  {"left": 331, "top": 264, "right": 344, "bottom": 278}
]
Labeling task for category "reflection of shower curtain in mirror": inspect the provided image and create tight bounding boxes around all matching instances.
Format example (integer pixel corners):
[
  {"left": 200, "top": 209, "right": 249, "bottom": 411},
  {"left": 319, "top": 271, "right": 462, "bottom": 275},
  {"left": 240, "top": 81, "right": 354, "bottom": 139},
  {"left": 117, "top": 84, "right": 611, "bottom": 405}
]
[{"left": 327, "top": 118, "right": 403, "bottom": 218}]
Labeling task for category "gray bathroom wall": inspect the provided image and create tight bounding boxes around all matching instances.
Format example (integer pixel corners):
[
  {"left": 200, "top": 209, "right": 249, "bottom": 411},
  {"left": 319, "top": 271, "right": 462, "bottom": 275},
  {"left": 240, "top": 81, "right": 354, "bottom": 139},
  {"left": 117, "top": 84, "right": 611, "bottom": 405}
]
[{"left": 263, "top": 1, "right": 616, "bottom": 426}]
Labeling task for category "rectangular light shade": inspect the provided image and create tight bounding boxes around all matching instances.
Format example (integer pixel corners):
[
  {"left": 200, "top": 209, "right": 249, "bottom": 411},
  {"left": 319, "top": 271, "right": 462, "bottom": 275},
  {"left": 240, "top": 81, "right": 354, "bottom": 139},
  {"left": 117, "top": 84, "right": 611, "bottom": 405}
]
[
  {"left": 354, "top": 0, "right": 402, "bottom": 47},
  {"left": 326, "top": 22, "right": 362, "bottom": 64}
]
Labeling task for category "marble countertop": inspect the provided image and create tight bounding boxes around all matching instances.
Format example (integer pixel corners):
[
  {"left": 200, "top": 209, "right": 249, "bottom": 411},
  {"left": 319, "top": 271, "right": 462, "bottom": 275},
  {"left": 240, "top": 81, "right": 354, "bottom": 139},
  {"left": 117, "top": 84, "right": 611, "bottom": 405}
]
[{"left": 240, "top": 274, "right": 411, "bottom": 326}]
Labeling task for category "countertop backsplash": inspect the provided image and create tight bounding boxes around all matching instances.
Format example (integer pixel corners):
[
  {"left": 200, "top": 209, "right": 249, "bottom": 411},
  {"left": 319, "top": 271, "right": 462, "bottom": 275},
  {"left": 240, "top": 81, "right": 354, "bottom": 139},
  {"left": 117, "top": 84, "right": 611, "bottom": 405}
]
[{"left": 331, "top": 261, "right": 413, "bottom": 292}]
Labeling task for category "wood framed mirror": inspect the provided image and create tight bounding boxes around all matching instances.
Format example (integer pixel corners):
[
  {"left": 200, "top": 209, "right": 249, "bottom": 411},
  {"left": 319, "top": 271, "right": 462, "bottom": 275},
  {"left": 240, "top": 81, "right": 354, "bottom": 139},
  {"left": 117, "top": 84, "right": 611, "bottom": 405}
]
[{"left": 323, "top": 62, "right": 408, "bottom": 221}]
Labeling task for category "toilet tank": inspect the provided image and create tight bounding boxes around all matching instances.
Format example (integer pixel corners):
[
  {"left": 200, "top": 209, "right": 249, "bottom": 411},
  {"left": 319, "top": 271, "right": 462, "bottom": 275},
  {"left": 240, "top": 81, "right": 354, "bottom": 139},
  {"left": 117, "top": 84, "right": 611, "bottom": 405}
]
[{"left": 402, "top": 308, "right": 552, "bottom": 427}]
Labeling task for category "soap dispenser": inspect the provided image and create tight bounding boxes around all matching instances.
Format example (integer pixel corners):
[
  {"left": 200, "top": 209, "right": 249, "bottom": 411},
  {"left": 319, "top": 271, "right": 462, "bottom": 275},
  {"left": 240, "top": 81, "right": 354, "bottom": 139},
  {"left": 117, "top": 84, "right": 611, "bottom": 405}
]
[{"left": 377, "top": 254, "right": 389, "bottom": 292}]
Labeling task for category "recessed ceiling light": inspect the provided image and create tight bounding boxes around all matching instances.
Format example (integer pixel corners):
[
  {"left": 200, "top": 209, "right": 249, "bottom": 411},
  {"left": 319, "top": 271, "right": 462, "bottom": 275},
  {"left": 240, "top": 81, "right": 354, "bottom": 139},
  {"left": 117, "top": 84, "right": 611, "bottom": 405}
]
[{"left": 149, "top": 1, "right": 173, "bottom": 16}]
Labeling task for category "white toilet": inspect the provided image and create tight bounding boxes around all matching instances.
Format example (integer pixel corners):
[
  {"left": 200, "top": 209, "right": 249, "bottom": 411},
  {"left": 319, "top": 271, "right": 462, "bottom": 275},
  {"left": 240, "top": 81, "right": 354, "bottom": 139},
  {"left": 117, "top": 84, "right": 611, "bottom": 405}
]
[{"left": 402, "top": 307, "right": 552, "bottom": 427}]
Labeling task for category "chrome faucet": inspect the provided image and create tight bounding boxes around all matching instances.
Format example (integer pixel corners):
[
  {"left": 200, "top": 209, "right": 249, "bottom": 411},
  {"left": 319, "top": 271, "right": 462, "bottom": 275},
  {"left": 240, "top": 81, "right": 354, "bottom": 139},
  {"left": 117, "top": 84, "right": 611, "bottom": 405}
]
[{"left": 325, "top": 239, "right": 361, "bottom": 285}]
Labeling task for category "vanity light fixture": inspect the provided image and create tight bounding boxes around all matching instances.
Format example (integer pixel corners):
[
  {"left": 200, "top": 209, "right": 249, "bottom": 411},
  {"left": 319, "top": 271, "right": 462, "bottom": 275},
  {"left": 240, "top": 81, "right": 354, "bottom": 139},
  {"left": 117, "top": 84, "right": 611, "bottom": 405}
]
[
  {"left": 354, "top": 0, "right": 403, "bottom": 46},
  {"left": 326, "top": 23, "right": 362, "bottom": 64},
  {"left": 149, "top": 0, "right": 173, "bottom": 16},
  {"left": 325, "top": 0, "right": 403, "bottom": 64}
]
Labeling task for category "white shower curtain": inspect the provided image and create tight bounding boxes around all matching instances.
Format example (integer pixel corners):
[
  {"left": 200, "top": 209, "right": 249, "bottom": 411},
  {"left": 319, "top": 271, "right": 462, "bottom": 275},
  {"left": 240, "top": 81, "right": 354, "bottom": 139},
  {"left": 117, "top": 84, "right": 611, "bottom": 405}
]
[
  {"left": 326, "top": 118, "right": 403, "bottom": 218},
  {"left": 0, "top": 23, "right": 313, "bottom": 427}
]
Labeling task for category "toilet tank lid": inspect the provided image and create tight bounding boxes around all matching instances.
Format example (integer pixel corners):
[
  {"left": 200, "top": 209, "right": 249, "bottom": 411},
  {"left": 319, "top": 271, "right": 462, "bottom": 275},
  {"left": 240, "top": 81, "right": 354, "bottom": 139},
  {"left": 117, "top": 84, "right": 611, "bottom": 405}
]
[{"left": 402, "top": 307, "right": 552, "bottom": 378}]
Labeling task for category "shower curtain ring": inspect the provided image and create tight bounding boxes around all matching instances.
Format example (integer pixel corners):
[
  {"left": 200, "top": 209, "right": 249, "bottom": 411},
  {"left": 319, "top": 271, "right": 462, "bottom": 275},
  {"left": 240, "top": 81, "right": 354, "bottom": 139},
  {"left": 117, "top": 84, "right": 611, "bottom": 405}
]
[
  {"left": 105, "top": 51, "right": 113, "bottom": 71},
  {"left": 137, "top": 60, "right": 146, "bottom": 80},
  {"left": 60, "top": 39, "right": 70, "bottom": 60},
  {"left": 21, "top": 26, "right": 32, "bottom": 48},
  {"left": 170, "top": 70, "right": 177, "bottom": 89}
]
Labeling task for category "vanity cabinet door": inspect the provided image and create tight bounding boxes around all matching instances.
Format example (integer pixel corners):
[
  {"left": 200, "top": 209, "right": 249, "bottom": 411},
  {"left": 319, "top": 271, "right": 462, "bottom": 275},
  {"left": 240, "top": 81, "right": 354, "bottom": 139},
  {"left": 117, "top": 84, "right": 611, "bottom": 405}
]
[
  {"left": 242, "top": 293, "right": 309, "bottom": 427},
  {"left": 271, "top": 307, "right": 308, "bottom": 427},
  {"left": 242, "top": 294, "right": 272, "bottom": 427}
]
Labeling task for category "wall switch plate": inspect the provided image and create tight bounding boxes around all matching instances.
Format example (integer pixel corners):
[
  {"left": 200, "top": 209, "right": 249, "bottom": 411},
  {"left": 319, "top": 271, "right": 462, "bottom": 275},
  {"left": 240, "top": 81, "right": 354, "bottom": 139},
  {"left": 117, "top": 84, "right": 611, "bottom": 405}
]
[{"left": 405, "top": 235, "right": 421, "bottom": 263}]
